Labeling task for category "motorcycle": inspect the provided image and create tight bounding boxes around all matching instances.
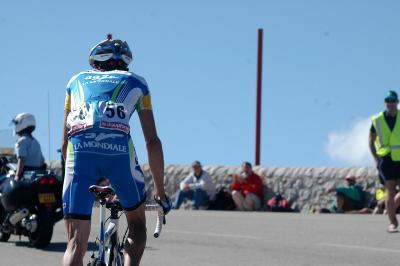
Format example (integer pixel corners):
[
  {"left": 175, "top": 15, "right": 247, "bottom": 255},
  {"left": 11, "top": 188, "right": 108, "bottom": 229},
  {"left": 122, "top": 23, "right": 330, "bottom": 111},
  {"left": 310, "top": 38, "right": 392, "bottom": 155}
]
[{"left": 0, "top": 156, "right": 63, "bottom": 248}]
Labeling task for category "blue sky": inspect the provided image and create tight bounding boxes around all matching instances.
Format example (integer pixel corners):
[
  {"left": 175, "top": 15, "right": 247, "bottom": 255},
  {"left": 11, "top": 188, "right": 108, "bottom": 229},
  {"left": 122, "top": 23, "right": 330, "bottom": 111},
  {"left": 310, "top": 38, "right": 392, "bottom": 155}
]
[{"left": 0, "top": 1, "right": 399, "bottom": 167}]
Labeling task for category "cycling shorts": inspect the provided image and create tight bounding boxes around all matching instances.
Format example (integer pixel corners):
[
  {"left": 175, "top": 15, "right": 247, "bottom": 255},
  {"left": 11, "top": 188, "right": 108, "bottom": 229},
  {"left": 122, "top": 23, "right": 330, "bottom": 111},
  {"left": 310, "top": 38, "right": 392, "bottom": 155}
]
[{"left": 62, "top": 132, "right": 146, "bottom": 220}]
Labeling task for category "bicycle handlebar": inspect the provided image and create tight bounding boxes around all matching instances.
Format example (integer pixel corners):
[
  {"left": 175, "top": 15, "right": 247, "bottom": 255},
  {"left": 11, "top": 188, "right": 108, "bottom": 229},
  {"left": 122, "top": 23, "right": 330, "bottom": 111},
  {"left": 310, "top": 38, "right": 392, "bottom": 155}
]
[
  {"left": 145, "top": 204, "right": 165, "bottom": 238},
  {"left": 89, "top": 185, "right": 165, "bottom": 238}
]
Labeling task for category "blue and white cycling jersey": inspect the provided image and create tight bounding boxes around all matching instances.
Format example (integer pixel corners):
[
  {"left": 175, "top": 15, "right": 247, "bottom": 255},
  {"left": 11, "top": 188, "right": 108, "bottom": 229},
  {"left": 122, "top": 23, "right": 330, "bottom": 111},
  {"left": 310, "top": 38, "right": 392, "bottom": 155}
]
[
  {"left": 63, "top": 70, "right": 152, "bottom": 219},
  {"left": 65, "top": 70, "right": 152, "bottom": 136}
]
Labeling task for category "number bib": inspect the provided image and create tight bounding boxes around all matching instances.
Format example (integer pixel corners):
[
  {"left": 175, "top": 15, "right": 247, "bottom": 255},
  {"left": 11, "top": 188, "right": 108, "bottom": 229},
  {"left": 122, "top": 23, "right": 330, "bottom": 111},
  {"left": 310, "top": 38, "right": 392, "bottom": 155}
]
[
  {"left": 99, "top": 101, "right": 130, "bottom": 133},
  {"left": 67, "top": 101, "right": 130, "bottom": 135},
  {"left": 67, "top": 103, "right": 95, "bottom": 135}
]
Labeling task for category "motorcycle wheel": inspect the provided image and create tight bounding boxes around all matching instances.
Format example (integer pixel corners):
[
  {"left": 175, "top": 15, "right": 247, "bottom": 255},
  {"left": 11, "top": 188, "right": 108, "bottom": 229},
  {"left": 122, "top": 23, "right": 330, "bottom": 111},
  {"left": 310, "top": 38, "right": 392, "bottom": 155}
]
[
  {"left": 28, "top": 209, "right": 53, "bottom": 248},
  {"left": 0, "top": 204, "right": 10, "bottom": 242}
]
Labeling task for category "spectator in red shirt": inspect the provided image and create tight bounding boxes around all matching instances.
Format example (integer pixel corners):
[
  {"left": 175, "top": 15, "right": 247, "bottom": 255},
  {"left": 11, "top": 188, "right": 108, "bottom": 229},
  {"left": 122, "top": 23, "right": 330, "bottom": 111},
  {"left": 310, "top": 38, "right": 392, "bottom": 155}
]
[{"left": 230, "top": 161, "right": 263, "bottom": 211}]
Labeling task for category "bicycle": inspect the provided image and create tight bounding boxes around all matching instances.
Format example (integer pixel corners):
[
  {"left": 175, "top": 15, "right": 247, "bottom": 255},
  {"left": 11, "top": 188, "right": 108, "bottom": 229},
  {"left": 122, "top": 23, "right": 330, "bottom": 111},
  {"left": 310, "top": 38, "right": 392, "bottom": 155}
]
[{"left": 87, "top": 185, "right": 165, "bottom": 266}]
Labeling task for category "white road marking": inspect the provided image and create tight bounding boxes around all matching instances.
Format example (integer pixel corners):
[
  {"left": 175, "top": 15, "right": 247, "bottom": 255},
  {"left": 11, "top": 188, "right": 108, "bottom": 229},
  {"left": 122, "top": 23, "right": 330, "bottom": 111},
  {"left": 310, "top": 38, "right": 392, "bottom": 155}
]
[
  {"left": 318, "top": 243, "right": 400, "bottom": 254},
  {"left": 168, "top": 229, "right": 264, "bottom": 240}
]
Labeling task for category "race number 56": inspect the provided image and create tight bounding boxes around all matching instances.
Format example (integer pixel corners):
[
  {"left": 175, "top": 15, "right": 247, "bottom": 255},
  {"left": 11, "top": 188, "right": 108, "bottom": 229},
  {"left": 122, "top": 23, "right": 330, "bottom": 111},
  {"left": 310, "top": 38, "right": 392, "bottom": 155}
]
[{"left": 105, "top": 104, "right": 126, "bottom": 119}]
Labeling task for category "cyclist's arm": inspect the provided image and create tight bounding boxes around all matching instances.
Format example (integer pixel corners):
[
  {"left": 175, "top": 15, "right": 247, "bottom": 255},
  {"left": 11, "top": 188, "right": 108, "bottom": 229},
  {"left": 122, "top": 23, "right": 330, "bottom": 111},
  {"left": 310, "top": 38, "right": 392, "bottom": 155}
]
[
  {"left": 61, "top": 92, "right": 71, "bottom": 160},
  {"left": 138, "top": 109, "right": 166, "bottom": 199}
]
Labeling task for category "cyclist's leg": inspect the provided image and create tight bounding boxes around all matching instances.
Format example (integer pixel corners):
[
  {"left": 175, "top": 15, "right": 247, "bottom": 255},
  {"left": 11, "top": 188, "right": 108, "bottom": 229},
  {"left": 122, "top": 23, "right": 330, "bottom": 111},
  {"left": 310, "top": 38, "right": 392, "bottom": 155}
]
[
  {"left": 62, "top": 141, "right": 98, "bottom": 266},
  {"left": 63, "top": 219, "right": 91, "bottom": 266},
  {"left": 123, "top": 203, "right": 147, "bottom": 266},
  {"left": 100, "top": 139, "right": 147, "bottom": 265}
]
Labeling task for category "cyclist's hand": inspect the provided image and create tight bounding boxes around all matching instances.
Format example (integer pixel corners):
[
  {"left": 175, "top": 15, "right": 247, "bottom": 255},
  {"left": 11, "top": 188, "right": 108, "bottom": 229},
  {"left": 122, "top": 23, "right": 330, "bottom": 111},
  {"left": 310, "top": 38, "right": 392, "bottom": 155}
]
[{"left": 155, "top": 194, "right": 172, "bottom": 215}]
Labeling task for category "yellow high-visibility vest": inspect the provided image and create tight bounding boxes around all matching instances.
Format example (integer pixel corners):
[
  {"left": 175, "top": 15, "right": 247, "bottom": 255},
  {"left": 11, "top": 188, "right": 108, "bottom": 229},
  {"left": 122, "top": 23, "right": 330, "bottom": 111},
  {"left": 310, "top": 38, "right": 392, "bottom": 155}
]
[{"left": 372, "top": 111, "right": 400, "bottom": 161}]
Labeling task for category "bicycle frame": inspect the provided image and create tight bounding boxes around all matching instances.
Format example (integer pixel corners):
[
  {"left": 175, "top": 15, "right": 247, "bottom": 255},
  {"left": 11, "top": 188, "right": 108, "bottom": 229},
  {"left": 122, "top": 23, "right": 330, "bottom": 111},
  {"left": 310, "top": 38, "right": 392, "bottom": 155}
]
[
  {"left": 98, "top": 203, "right": 117, "bottom": 263},
  {"left": 94, "top": 199, "right": 123, "bottom": 266},
  {"left": 98, "top": 202, "right": 106, "bottom": 263},
  {"left": 88, "top": 185, "right": 165, "bottom": 266}
]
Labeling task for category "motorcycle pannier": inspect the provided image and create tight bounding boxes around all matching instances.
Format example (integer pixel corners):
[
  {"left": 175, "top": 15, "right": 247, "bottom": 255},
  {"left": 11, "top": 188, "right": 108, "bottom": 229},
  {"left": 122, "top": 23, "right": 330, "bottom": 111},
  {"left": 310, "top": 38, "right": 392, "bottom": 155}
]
[{"left": 1, "top": 179, "right": 35, "bottom": 212}]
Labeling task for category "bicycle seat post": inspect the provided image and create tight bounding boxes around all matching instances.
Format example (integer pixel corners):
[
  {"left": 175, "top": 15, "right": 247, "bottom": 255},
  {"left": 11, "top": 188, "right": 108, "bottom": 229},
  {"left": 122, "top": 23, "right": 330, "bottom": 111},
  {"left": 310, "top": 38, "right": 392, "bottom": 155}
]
[
  {"left": 98, "top": 201, "right": 106, "bottom": 262},
  {"left": 109, "top": 205, "right": 119, "bottom": 219}
]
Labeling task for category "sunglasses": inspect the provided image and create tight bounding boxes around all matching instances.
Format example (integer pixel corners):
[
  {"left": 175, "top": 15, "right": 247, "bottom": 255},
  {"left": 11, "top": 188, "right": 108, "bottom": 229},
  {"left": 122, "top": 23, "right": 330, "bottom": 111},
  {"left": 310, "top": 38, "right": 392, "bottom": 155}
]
[{"left": 385, "top": 99, "right": 397, "bottom": 103}]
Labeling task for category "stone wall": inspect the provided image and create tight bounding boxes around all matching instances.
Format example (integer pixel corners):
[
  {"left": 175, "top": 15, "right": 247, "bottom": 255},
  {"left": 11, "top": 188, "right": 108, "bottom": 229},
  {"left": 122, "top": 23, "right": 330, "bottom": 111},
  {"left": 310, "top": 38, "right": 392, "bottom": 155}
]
[{"left": 47, "top": 161, "right": 381, "bottom": 213}]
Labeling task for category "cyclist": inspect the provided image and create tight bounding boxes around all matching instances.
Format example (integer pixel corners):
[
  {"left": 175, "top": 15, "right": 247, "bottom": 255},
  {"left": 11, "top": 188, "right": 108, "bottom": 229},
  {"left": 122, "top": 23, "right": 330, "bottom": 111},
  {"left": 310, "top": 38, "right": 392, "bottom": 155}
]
[
  {"left": 11, "top": 113, "right": 46, "bottom": 181},
  {"left": 61, "top": 35, "right": 172, "bottom": 266}
]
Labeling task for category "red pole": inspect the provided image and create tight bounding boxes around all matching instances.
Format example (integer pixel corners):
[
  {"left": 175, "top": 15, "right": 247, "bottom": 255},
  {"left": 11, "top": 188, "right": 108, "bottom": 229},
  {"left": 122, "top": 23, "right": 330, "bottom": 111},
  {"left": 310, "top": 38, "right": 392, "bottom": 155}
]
[{"left": 255, "top": 28, "right": 263, "bottom": 166}]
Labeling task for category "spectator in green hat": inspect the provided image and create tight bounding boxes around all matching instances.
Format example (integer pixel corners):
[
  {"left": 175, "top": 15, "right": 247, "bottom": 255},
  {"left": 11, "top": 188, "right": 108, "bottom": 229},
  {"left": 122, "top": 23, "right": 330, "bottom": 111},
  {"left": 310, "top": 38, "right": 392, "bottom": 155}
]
[{"left": 326, "top": 175, "right": 365, "bottom": 213}]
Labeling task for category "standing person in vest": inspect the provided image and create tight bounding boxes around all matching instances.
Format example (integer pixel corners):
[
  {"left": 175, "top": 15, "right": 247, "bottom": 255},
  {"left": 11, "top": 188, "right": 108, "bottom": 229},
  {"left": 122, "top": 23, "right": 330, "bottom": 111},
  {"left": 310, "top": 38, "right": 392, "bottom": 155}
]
[{"left": 369, "top": 90, "right": 400, "bottom": 233}]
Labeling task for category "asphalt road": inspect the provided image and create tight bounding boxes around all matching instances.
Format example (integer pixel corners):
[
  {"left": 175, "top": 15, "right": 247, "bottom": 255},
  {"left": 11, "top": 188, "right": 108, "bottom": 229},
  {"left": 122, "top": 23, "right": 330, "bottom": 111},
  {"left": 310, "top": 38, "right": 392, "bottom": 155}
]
[{"left": 1, "top": 209, "right": 399, "bottom": 266}]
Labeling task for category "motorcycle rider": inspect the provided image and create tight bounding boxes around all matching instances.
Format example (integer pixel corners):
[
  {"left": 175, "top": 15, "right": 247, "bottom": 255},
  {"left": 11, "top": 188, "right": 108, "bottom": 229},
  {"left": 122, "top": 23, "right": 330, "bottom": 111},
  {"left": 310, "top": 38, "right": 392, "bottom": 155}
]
[{"left": 11, "top": 113, "right": 46, "bottom": 181}]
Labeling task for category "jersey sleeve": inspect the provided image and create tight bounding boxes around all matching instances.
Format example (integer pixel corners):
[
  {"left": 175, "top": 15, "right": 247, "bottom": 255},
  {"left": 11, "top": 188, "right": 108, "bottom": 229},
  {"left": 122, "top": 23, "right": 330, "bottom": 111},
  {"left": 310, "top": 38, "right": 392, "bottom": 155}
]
[
  {"left": 64, "top": 73, "right": 80, "bottom": 111},
  {"left": 135, "top": 93, "right": 152, "bottom": 112},
  {"left": 64, "top": 91, "right": 71, "bottom": 111}
]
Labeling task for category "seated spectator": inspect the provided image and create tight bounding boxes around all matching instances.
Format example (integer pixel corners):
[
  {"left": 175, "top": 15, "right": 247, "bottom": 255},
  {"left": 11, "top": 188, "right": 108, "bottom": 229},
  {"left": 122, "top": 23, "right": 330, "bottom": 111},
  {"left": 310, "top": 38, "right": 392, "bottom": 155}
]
[
  {"left": 173, "top": 161, "right": 216, "bottom": 210},
  {"left": 318, "top": 186, "right": 400, "bottom": 215},
  {"left": 230, "top": 161, "right": 263, "bottom": 211},
  {"left": 327, "top": 175, "right": 365, "bottom": 213}
]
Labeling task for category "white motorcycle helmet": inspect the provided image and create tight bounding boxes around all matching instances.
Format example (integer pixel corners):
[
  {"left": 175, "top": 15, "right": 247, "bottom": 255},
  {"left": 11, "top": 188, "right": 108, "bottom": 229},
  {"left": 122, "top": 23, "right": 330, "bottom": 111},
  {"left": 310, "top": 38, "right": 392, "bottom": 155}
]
[{"left": 11, "top": 113, "right": 36, "bottom": 134}]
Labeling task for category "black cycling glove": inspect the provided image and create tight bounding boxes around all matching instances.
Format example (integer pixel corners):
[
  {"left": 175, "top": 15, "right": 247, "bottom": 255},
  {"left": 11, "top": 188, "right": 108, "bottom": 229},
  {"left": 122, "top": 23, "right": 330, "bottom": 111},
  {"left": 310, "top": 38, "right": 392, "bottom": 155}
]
[{"left": 155, "top": 194, "right": 172, "bottom": 215}]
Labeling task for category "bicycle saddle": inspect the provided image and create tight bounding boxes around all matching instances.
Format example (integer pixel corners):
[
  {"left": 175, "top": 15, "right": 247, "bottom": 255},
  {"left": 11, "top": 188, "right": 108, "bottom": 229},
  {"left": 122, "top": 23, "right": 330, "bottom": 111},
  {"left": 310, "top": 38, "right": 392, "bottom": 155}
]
[{"left": 89, "top": 185, "right": 115, "bottom": 201}]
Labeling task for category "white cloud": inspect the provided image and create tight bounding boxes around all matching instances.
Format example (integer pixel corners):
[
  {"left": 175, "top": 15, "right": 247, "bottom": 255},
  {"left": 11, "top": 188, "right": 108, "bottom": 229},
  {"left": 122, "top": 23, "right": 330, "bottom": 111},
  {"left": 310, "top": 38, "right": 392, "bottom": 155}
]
[{"left": 325, "top": 117, "right": 374, "bottom": 166}]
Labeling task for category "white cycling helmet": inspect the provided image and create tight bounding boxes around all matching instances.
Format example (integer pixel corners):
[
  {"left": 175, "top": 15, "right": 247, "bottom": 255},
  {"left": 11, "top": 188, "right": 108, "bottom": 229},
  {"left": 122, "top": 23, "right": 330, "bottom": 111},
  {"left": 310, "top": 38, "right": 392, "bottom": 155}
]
[{"left": 11, "top": 113, "right": 36, "bottom": 134}]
